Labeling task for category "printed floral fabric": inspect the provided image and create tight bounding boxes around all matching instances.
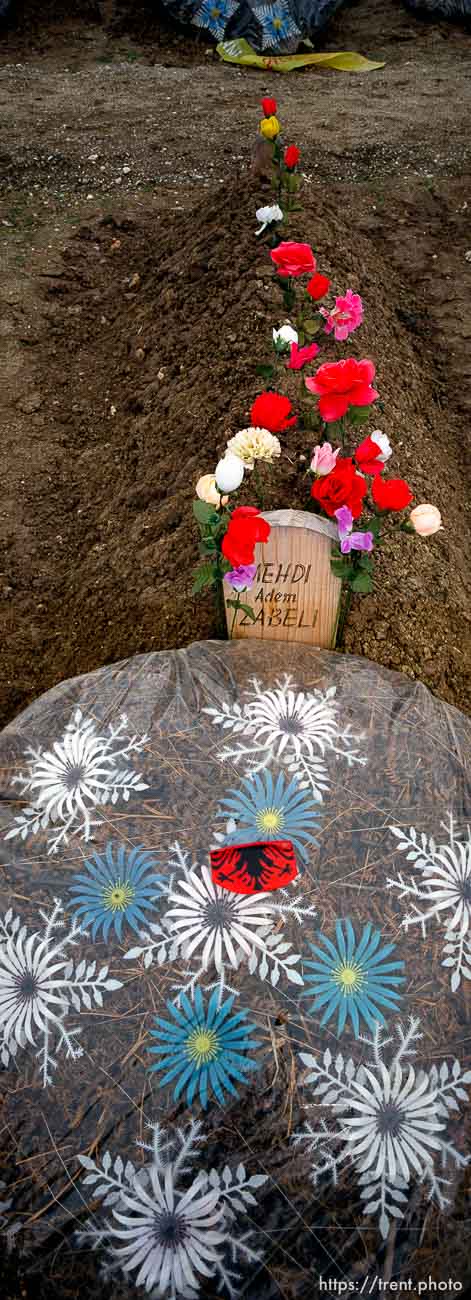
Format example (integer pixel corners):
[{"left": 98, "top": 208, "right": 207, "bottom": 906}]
[
  {"left": 0, "top": 639, "right": 470, "bottom": 1297},
  {"left": 159, "top": 0, "right": 346, "bottom": 53}
]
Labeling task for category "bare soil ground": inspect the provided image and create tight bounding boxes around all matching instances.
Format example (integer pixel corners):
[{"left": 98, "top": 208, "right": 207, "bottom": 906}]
[{"left": 1, "top": 0, "right": 471, "bottom": 738}]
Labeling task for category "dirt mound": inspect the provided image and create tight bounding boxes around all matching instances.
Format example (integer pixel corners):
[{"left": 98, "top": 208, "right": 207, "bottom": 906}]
[{"left": 1, "top": 174, "right": 470, "bottom": 726}]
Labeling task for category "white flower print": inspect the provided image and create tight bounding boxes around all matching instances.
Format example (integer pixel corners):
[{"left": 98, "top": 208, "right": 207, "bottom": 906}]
[
  {"left": 6, "top": 708, "right": 149, "bottom": 853},
  {"left": 204, "top": 675, "right": 366, "bottom": 800},
  {"left": 77, "top": 1118, "right": 267, "bottom": 1299},
  {"left": 0, "top": 901, "right": 122, "bottom": 1086},
  {"left": 294, "top": 1018, "right": 471, "bottom": 1239},
  {"left": 387, "top": 815, "right": 471, "bottom": 990},
  {"left": 123, "top": 843, "right": 315, "bottom": 998}
]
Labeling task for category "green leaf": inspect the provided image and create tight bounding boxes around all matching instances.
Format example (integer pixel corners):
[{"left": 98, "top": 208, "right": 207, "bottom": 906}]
[
  {"left": 368, "top": 516, "right": 382, "bottom": 539},
  {"left": 238, "top": 602, "right": 257, "bottom": 621},
  {"left": 192, "top": 564, "right": 217, "bottom": 594},
  {"left": 357, "top": 552, "right": 373, "bottom": 570},
  {"left": 193, "top": 500, "right": 219, "bottom": 528},
  {"left": 303, "top": 318, "right": 321, "bottom": 337},
  {"left": 351, "top": 572, "right": 373, "bottom": 594},
  {"left": 349, "top": 406, "right": 370, "bottom": 425},
  {"left": 256, "top": 363, "right": 275, "bottom": 379},
  {"left": 330, "top": 559, "right": 356, "bottom": 580}
]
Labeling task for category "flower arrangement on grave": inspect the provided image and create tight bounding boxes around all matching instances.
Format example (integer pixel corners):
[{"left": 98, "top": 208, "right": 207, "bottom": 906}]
[{"left": 192, "top": 99, "right": 443, "bottom": 644}]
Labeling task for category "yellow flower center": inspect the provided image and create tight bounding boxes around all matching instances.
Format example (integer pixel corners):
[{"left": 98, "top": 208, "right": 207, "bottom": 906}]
[
  {"left": 334, "top": 962, "right": 365, "bottom": 993},
  {"left": 273, "top": 17, "right": 283, "bottom": 28},
  {"left": 211, "top": 5, "right": 221, "bottom": 15},
  {"left": 103, "top": 879, "right": 135, "bottom": 913},
  {"left": 256, "top": 806, "right": 284, "bottom": 833},
  {"left": 186, "top": 1027, "right": 219, "bottom": 1065}
]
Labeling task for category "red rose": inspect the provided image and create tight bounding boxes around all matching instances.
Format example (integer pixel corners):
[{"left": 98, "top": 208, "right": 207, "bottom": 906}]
[
  {"left": 284, "top": 145, "right": 300, "bottom": 169},
  {"left": 372, "top": 476, "right": 413, "bottom": 511},
  {"left": 306, "top": 272, "right": 330, "bottom": 301},
  {"left": 250, "top": 391, "right": 297, "bottom": 432},
  {"left": 221, "top": 506, "right": 271, "bottom": 568},
  {"left": 261, "top": 97, "right": 277, "bottom": 117},
  {"left": 311, "top": 457, "right": 367, "bottom": 520},
  {"left": 270, "top": 241, "right": 316, "bottom": 278},
  {"left": 305, "top": 358, "right": 379, "bottom": 423}
]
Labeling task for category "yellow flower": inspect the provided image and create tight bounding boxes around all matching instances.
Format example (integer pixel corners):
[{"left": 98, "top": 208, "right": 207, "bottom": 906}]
[
  {"left": 226, "top": 427, "right": 281, "bottom": 470},
  {"left": 259, "top": 116, "right": 280, "bottom": 141}
]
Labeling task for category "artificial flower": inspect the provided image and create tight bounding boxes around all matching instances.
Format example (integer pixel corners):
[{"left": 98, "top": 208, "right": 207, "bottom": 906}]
[
  {"left": 226, "top": 427, "right": 281, "bottom": 468},
  {"left": 320, "top": 290, "right": 363, "bottom": 342},
  {"left": 287, "top": 341, "right": 320, "bottom": 370},
  {"left": 215, "top": 453, "right": 245, "bottom": 494},
  {"left": 310, "top": 443, "right": 340, "bottom": 476},
  {"left": 273, "top": 324, "right": 298, "bottom": 349},
  {"left": 305, "top": 358, "right": 379, "bottom": 423},
  {"left": 260, "top": 115, "right": 280, "bottom": 141},
  {"left": 284, "top": 144, "right": 300, "bottom": 169},
  {"left": 224, "top": 564, "right": 257, "bottom": 591},
  {"left": 255, "top": 203, "right": 283, "bottom": 236},
  {"left": 372, "top": 476, "right": 413, "bottom": 511},
  {"left": 261, "top": 96, "right": 277, "bottom": 117},
  {"left": 270, "top": 241, "right": 316, "bottom": 278},
  {"left": 306, "top": 272, "right": 330, "bottom": 301},
  {"left": 250, "top": 391, "right": 296, "bottom": 432},
  {"left": 196, "top": 473, "right": 222, "bottom": 509},
  {"left": 409, "top": 503, "right": 443, "bottom": 536},
  {"left": 221, "top": 506, "right": 270, "bottom": 568},
  {"left": 311, "top": 457, "right": 367, "bottom": 520},
  {"left": 355, "top": 430, "right": 392, "bottom": 476},
  {"left": 355, "top": 431, "right": 392, "bottom": 476},
  {"left": 335, "top": 506, "right": 374, "bottom": 554}
]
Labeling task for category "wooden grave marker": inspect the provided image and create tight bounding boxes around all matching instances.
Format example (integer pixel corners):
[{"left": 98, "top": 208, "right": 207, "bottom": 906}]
[{"left": 224, "top": 509, "right": 342, "bottom": 648}]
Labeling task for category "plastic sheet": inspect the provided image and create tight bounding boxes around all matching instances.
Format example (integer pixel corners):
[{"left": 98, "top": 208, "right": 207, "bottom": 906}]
[
  {"left": 160, "top": 0, "right": 346, "bottom": 53},
  {"left": 1, "top": 639, "right": 470, "bottom": 1297}
]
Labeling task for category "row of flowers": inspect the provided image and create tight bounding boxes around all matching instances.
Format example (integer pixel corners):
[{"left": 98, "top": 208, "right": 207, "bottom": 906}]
[{"left": 192, "top": 96, "right": 443, "bottom": 636}]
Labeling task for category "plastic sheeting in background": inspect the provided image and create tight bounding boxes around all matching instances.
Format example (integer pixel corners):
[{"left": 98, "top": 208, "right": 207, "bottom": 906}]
[
  {"left": 217, "top": 36, "right": 385, "bottom": 70},
  {"left": 0, "top": 639, "right": 470, "bottom": 1297},
  {"left": 405, "top": 1, "right": 471, "bottom": 16},
  {"left": 161, "top": 0, "right": 344, "bottom": 52}
]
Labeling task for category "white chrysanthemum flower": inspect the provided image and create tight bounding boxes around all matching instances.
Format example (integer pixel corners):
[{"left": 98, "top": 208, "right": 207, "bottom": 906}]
[
  {"left": 0, "top": 928, "right": 69, "bottom": 1046},
  {"left": 110, "top": 1164, "right": 225, "bottom": 1295},
  {"left": 163, "top": 865, "right": 275, "bottom": 972},
  {"left": 255, "top": 203, "right": 283, "bottom": 235},
  {"left": 245, "top": 686, "right": 340, "bottom": 760},
  {"left": 226, "top": 427, "right": 281, "bottom": 470},
  {"left": 339, "top": 1062, "right": 444, "bottom": 1184}
]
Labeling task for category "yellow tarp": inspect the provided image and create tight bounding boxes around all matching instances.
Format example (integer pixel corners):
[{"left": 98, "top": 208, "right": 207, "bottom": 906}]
[{"left": 216, "top": 38, "right": 385, "bottom": 74}]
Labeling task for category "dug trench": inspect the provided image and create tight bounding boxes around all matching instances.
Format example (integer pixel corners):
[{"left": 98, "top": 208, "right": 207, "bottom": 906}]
[{"left": 1, "top": 173, "right": 471, "bottom": 727}]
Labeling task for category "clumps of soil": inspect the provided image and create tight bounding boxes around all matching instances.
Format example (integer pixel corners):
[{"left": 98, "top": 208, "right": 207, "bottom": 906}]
[{"left": 1, "top": 175, "right": 470, "bottom": 727}]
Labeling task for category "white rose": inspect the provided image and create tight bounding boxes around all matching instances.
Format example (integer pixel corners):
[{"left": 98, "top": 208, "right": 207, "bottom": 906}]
[
  {"left": 215, "top": 453, "right": 245, "bottom": 494},
  {"left": 273, "top": 324, "right": 298, "bottom": 349}
]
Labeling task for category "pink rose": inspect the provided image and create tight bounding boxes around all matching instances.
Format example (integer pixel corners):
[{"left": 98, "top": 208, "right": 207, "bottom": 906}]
[
  {"left": 310, "top": 443, "right": 340, "bottom": 476},
  {"left": 320, "top": 290, "right": 363, "bottom": 342},
  {"left": 409, "top": 504, "right": 443, "bottom": 536}
]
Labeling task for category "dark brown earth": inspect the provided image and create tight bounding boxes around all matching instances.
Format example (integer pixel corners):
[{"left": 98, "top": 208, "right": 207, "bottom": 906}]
[{"left": 1, "top": 0, "right": 471, "bottom": 738}]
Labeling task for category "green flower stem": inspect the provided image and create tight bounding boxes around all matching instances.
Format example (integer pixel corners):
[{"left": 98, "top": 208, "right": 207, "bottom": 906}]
[
  {"left": 252, "top": 462, "right": 265, "bottom": 510},
  {"left": 335, "top": 584, "right": 354, "bottom": 648},
  {"left": 214, "top": 570, "right": 227, "bottom": 638}
]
